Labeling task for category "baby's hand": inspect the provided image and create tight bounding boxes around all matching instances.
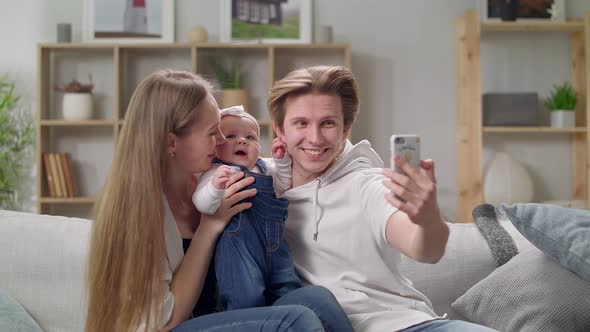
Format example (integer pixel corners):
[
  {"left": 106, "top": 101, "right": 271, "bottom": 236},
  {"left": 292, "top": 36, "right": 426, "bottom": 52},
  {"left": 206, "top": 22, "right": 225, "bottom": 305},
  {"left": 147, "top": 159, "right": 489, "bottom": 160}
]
[
  {"left": 212, "top": 165, "right": 235, "bottom": 190},
  {"left": 272, "top": 137, "right": 287, "bottom": 159}
]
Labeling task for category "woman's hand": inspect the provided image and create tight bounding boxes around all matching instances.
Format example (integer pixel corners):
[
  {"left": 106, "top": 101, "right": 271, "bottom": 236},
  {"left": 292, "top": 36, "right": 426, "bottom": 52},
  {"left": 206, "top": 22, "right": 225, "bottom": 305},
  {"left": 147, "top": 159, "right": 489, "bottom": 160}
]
[
  {"left": 199, "top": 171, "right": 256, "bottom": 237},
  {"left": 382, "top": 156, "right": 443, "bottom": 228}
]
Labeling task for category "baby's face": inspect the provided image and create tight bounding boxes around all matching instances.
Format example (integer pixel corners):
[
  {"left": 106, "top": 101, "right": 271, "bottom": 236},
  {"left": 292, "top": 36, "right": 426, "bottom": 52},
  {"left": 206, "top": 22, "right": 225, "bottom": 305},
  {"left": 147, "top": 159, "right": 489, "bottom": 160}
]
[{"left": 216, "top": 115, "right": 260, "bottom": 170}]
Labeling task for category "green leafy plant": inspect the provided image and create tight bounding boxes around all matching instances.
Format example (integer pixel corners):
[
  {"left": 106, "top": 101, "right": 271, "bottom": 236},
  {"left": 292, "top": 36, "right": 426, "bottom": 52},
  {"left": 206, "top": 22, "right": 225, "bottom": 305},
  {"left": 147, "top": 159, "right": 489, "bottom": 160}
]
[
  {"left": 545, "top": 82, "right": 577, "bottom": 111},
  {"left": 0, "top": 76, "right": 34, "bottom": 210},
  {"left": 210, "top": 60, "right": 243, "bottom": 89}
]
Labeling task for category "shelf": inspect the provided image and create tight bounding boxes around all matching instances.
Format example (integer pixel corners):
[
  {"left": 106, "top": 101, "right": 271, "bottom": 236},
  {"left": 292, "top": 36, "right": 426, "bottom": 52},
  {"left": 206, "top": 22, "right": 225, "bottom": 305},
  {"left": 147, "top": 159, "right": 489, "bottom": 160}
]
[
  {"left": 118, "top": 115, "right": 272, "bottom": 130},
  {"left": 40, "top": 43, "right": 349, "bottom": 50},
  {"left": 481, "top": 20, "right": 584, "bottom": 32},
  {"left": 39, "top": 197, "right": 95, "bottom": 204},
  {"left": 483, "top": 127, "right": 586, "bottom": 133},
  {"left": 40, "top": 120, "right": 115, "bottom": 127},
  {"left": 37, "top": 42, "right": 350, "bottom": 217},
  {"left": 456, "top": 9, "right": 590, "bottom": 224}
]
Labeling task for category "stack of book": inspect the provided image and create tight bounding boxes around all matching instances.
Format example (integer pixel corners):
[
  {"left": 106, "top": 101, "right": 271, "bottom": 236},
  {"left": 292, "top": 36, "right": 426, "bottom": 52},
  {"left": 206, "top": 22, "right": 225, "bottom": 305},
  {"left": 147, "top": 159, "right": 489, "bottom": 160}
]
[{"left": 42, "top": 152, "right": 76, "bottom": 197}]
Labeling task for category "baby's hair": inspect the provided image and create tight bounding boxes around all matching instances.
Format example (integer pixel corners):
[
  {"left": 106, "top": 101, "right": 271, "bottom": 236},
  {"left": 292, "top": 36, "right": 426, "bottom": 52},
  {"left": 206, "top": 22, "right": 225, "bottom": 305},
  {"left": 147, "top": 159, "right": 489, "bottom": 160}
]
[{"left": 220, "top": 105, "right": 260, "bottom": 138}]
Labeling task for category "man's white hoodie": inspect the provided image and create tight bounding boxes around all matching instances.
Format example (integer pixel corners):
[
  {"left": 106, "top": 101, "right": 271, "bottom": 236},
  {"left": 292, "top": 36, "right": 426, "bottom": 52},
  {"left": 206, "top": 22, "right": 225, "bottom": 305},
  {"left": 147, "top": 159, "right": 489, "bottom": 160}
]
[{"left": 283, "top": 140, "right": 441, "bottom": 332}]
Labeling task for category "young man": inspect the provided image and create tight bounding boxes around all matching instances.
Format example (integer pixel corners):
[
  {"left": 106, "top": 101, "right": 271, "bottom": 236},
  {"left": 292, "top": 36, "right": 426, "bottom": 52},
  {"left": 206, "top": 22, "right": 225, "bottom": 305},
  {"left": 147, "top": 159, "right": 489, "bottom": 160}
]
[{"left": 267, "top": 65, "right": 495, "bottom": 332}]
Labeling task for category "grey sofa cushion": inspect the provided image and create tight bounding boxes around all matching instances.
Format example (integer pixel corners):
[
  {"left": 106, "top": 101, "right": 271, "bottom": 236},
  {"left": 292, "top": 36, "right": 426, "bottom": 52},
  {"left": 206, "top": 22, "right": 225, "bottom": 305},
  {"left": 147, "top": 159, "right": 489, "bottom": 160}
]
[
  {"left": 501, "top": 203, "right": 590, "bottom": 281},
  {"left": 398, "top": 220, "right": 532, "bottom": 319},
  {"left": 0, "top": 289, "right": 43, "bottom": 332},
  {"left": 451, "top": 247, "right": 590, "bottom": 332}
]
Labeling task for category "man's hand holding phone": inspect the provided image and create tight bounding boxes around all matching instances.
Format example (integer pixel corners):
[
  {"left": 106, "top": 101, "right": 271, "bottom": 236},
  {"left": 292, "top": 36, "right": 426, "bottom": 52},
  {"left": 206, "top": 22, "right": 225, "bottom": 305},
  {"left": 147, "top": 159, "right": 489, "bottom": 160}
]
[{"left": 383, "top": 135, "right": 441, "bottom": 228}]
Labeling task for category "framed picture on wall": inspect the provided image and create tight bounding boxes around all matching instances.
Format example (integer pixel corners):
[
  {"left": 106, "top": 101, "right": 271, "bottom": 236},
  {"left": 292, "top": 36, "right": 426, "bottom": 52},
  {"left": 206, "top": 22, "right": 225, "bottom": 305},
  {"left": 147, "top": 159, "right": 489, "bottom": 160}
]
[
  {"left": 83, "top": 0, "right": 175, "bottom": 43},
  {"left": 478, "top": 0, "right": 566, "bottom": 22},
  {"left": 220, "top": 0, "right": 311, "bottom": 43}
]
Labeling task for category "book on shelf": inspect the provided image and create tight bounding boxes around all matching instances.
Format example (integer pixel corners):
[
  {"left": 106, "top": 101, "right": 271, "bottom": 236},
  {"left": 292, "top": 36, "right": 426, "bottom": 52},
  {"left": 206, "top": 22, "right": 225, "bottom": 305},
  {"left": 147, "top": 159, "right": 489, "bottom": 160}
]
[
  {"left": 61, "top": 153, "right": 76, "bottom": 197},
  {"left": 48, "top": 153, "right": 63, "bottom": 197},
  {"left": 43, "top": 152, "right": 77, "bottom": 198},
  {"left": 54, "top": 153, "right": 68, "bottom": 197},
  {"left": 42, "top": 153, "right": 56, "bottom": 197}
]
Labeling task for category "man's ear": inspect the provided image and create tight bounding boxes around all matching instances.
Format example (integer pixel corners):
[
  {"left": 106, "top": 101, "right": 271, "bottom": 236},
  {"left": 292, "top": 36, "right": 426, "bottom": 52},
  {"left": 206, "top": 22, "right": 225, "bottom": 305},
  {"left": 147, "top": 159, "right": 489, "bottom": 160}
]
[
  {"left": 167, "top": 132, "right": 177, "bottom": 155},
  {"left": 343, "top": 125, "right": 351, "bottom": 138},
  {"left": 273, "top": 122, "right": 285, "bottom": 140}
]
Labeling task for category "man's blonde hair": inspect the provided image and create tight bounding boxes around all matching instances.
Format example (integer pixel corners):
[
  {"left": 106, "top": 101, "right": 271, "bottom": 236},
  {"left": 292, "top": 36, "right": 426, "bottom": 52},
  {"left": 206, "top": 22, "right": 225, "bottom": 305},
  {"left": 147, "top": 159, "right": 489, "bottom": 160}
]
[{"left": 267, "top": 65, "right": 360, "bottom": 131}]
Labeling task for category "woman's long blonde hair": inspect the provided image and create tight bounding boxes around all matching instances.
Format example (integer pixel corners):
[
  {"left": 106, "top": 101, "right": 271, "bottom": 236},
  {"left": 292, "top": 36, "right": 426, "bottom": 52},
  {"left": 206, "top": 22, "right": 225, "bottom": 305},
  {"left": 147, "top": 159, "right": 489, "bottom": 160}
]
[{"left": 86, "top": 70, "right": 213, "bottom": 332}]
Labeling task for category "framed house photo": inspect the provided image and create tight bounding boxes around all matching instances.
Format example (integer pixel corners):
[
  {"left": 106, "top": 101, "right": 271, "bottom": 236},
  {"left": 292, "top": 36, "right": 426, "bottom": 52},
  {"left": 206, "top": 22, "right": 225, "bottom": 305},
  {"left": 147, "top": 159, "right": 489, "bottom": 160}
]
[
  {"left": 479, "top": 0, "right": 566, "bottom": 22},
  {"left": 83, "top": 0, "right": 175, "bottom": 43},
  {"left": 220, "top": 0, "right": 311, "bottom": 43}
]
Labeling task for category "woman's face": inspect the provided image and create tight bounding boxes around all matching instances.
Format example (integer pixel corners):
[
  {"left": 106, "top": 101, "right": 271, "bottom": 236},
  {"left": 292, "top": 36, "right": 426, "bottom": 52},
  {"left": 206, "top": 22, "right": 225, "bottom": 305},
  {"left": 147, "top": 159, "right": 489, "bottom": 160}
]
[
  {"left": 170, "top": 94, "right": 224, "bottom": 174},
  {"left": 277, "top": 92, "right": 349, "bottom": 185}
]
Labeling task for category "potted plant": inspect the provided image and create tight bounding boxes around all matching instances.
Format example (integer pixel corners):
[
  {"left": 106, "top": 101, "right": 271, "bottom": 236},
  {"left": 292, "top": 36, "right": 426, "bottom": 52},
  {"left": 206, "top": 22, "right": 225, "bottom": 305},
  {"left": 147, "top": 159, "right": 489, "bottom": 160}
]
[
  {"left": 0, "top": 76, "right": 34, "bottom": 210},
  {"left": 55, "top": 75, "right": 94, "bottom": 121},
  {"left": 211, "top": 60, "right": 249, "bottom": 111},
  {"left": 545, "top": 82, "right": 577, "bottom": 128}
]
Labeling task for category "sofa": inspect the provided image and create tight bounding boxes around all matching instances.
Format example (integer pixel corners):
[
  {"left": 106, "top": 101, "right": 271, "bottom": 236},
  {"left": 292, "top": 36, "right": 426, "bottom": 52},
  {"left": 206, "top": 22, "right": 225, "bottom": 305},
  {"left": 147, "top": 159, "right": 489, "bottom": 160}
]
[{"left": 0, "top": 207, "right": 588, "bottom": 332}]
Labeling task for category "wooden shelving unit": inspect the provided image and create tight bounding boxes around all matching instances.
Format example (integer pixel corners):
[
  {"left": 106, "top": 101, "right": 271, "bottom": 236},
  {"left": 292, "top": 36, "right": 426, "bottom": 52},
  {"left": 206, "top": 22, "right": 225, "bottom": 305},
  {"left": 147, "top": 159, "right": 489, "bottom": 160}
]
[
  {"left": 37, "top": 42, "right": 351, "bottom": 218},
  {"left": 455, "top": 10, "right": 590, "bottom": 223}
]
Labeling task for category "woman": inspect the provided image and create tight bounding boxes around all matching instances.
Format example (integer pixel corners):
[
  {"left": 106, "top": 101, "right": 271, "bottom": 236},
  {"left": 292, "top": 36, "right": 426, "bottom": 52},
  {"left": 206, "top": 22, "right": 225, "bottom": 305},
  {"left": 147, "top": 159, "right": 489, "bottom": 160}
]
[
  {"left": 268, "top": 65, "right": 496, "bottom": 332},
  {"left": 85, "top": 69, "right": 352, "bottom": 332}
]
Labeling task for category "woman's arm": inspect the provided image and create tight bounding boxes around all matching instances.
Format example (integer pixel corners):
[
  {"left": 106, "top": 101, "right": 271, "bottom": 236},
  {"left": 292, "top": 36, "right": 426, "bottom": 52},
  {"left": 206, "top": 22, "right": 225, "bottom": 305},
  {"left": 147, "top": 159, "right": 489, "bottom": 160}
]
[
  {"left": 162, "top": 172, "right": 256, "bottom": 331},
  {"left": 382, "top": 158, "right": 449, "bottom": 263}
]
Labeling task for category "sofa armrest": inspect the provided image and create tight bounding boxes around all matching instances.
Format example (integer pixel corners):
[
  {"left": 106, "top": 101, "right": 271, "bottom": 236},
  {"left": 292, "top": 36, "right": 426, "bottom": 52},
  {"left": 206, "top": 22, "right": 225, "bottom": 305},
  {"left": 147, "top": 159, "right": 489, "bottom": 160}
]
[{"left": 0, "top": 210, "right": 91, "bottom": 332}]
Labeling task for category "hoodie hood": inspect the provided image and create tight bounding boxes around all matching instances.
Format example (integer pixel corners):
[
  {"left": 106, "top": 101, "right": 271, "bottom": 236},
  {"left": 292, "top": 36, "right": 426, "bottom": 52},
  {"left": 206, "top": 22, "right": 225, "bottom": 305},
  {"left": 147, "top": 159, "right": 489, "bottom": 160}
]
[
  {"left": 319, "top": 139, "right": 384, "bottom": 185},
  {"left": 284, "top": 139, "right": 384, "bottom": 240}
]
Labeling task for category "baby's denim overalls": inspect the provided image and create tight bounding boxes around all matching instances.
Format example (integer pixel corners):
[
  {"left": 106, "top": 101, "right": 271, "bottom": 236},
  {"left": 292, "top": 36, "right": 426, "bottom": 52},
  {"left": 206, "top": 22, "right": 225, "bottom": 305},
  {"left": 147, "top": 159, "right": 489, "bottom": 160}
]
[{"left": 214, "top": 158, "right": 301, "bottom": 310}]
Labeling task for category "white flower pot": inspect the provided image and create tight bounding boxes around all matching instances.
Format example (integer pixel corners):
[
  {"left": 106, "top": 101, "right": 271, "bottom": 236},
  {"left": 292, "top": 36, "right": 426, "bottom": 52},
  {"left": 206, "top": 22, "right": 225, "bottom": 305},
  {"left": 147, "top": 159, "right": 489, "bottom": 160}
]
[
  {"left": 62, "top": 93, "right": 93, "bottom": 121},
  {"left": 550, "top": 110, "right": 575, "bottom": 128}
]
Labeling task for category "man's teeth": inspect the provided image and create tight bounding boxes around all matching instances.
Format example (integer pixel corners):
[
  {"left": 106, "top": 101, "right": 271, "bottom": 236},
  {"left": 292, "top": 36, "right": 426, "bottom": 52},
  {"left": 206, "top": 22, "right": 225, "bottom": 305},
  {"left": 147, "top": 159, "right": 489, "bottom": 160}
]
[{"left": 304, "top": 149, "right": 323, "bottom": 156}]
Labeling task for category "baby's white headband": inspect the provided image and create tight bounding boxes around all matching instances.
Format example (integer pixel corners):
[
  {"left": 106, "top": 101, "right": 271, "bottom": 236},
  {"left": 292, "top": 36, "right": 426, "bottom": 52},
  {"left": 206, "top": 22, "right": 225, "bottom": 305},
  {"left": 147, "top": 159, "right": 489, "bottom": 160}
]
[{"left": 219, "top": 105, "right": 260, "bottom": 137}]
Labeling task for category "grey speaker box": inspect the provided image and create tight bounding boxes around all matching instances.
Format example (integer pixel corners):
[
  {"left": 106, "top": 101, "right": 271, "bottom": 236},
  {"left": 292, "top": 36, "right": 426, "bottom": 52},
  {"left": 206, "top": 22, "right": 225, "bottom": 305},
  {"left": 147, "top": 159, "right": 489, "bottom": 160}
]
[{"left": 483, "top": 93, "right": 539, "bottom": 126}]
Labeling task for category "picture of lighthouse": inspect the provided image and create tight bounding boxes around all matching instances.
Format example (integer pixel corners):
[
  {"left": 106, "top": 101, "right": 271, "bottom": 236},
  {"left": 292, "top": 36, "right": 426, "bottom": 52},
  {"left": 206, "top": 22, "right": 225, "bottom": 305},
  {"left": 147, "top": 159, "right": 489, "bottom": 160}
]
[
  {"left": 124, "top": 0, "right": 148, "bottom": 34},
  {"left": 92, "top": 0, "right": 163, "bottom": 38}
]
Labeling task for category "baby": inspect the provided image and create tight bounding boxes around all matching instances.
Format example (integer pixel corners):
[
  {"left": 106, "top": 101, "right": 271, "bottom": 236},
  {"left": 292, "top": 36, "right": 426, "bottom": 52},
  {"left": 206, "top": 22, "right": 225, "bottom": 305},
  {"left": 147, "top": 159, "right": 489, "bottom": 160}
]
[{"left": 193, "top": 105, "right": 301, "bottom": 311}]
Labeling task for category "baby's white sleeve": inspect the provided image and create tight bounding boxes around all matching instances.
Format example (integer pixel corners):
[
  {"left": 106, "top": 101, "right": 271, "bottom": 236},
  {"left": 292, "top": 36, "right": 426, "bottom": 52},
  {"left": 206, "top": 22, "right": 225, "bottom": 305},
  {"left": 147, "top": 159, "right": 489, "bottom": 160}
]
[
  {"left": 263, "top": 153, "right": 291, "bottom": 195},
  {"left": 193, "top": 167, "right": 225, "bottom": 214}
]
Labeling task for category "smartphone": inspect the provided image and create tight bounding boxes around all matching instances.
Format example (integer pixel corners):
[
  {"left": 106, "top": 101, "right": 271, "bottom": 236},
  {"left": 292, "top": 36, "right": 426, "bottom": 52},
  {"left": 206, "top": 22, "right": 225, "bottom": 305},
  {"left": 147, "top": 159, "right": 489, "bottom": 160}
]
[{"left": 390, "top": 134, "right": 420, "bottom": 174}]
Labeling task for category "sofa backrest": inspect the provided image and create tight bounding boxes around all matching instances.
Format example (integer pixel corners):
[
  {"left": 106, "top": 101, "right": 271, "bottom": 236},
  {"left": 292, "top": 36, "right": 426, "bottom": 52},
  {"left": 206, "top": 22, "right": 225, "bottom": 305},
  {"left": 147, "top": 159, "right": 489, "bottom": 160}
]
[
  {"left": 1, "top": 210, "right": 533, "bottom": 330},
  {"left": 0, "top": 210, "right": 91, "bottom": 332}
]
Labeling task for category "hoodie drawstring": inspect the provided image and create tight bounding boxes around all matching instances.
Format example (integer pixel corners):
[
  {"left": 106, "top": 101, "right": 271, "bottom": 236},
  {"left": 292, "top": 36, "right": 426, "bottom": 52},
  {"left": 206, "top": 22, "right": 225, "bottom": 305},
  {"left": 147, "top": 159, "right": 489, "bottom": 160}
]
[{"left": 312, "top": 178, "right": 321, "bottom": 241}]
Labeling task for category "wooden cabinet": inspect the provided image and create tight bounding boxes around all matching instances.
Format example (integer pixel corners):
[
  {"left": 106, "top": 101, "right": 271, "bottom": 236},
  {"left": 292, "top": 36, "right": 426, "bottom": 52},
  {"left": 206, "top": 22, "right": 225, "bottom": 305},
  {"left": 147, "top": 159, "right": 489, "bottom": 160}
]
[
  {"left": 455, "top": 10, "right": 590, "bottom": 223},
  {"left": 37, "top": 43, "right": 351, "bottom": 218}
]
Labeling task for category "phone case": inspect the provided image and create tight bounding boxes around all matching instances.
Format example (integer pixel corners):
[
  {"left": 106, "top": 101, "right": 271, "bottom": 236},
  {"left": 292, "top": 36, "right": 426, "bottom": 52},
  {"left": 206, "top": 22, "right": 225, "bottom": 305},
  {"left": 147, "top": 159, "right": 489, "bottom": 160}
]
[{"left": 390, "top": 134, "right": 420, "bottom": 172}]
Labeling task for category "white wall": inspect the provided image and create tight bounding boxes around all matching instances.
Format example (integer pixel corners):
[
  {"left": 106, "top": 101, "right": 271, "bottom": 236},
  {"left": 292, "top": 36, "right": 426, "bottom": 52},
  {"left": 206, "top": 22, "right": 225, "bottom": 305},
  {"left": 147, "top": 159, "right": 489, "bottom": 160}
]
[{"left": 1, "top": 0, "right": 590, "bottom": 221}]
